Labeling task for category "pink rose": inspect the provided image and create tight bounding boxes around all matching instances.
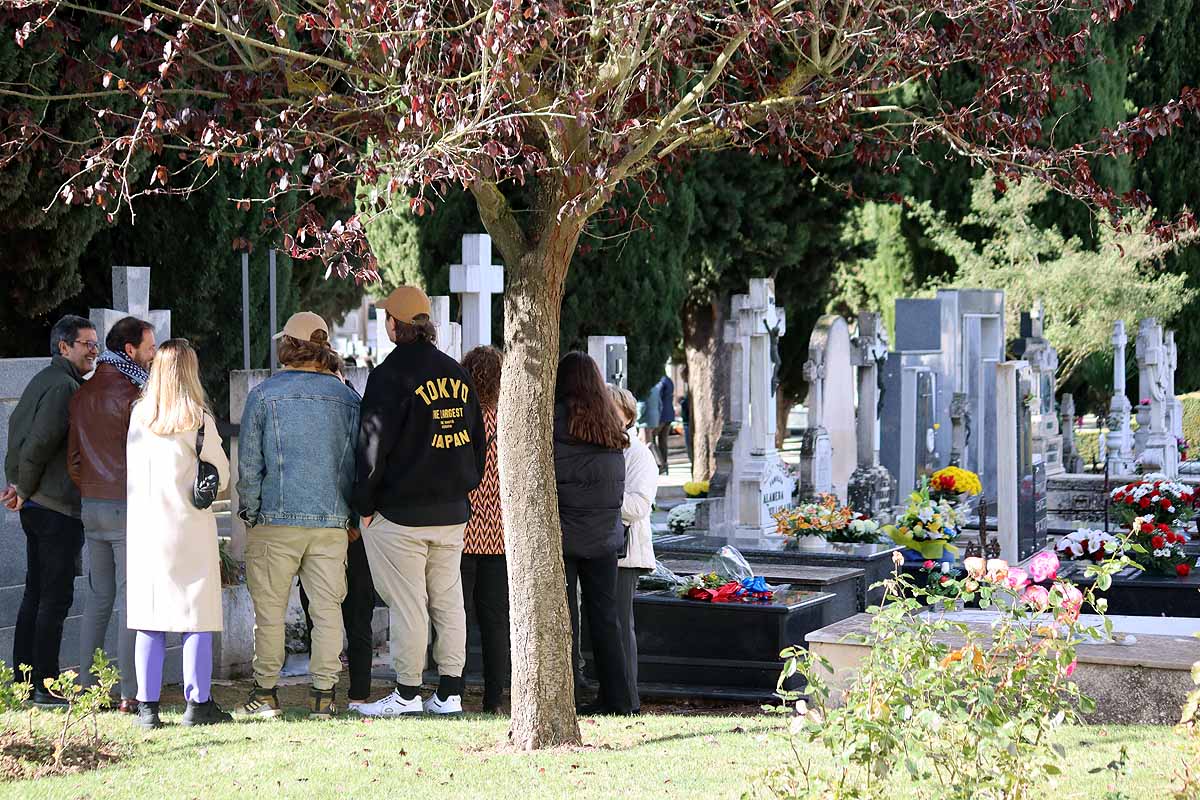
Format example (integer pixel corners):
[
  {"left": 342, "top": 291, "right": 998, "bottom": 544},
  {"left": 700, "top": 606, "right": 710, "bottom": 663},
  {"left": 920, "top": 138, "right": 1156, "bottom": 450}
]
[
  {"left": 1027, "top": 551, "right": 1060, "bottom": 583},
  {"left": 1062, "top": 659, "right": 1077, "bottom": 678},
  {"left": 1005, "top": 568, "right": 1030, "bottom": 590},
  {"left": 1021, "top": 585, "right": 1050, "bottom": 610},
  {"left": 1057, "top": 582, "right": 1084, "bottom": 622}
]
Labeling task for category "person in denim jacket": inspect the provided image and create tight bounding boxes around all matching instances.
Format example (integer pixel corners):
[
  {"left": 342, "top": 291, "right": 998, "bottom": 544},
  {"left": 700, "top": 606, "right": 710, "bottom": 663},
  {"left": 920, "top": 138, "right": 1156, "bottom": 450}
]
[{"left": 235, "top": 312, "right": 361, "bottom": 719}]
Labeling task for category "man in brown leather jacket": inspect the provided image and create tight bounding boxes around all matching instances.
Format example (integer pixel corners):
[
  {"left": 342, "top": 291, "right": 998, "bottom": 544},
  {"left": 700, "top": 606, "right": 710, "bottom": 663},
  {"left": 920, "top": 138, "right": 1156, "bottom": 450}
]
[{"left": 68, "top": 316, "right": 155, "bottom": 712}]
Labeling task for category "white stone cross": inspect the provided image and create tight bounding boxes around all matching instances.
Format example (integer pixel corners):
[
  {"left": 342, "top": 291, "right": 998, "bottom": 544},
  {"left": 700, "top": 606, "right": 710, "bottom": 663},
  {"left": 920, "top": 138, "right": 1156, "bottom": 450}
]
[
  {"left": 449, "top": 234, "right": 504, "bottom": 353},
  {"left": 89, "top": 266, "right": 171, "bottom": 348},
  {"left": 1106, "top": 319, "right": 1135, "bottom": 474},
  {"left": 737, "top": 279, "right": 786, "bottom": 456}
]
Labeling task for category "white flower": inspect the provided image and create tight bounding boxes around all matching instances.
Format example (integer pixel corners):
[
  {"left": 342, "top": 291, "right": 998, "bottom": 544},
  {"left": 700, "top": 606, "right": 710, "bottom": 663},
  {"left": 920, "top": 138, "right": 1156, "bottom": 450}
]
[{"left": 917, "top": 506, "right": 935, "bottom": 523}]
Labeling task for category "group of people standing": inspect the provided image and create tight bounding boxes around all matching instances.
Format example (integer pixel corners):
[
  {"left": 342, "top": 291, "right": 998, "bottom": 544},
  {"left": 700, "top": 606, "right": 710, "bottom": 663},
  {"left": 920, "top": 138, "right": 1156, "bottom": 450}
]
[{"left": 4, "top": 284, "right": 658, "bottom": 728}]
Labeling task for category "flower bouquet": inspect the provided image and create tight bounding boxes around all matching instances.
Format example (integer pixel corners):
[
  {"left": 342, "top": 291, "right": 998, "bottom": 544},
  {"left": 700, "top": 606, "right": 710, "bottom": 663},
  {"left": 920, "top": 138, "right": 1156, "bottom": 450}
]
[
  {"left": 828, "top": 515, "right": 882, "bottom": 544},
  {"left": 1055, "top": 528, "right": 1122, "bottom": 563},
  {"left": 772, "top": 494, "right": 853, "bottom": 549},
  {"left": 667, "top": 502, "right": 698, "bottom": 535},
  {"left": 883, "top": 482, "right": 963, "bottom": 560},
  {"left": 1109, "top": 475, "right": 1196, "bottom": 527},
  {"left": 1128, "top": 515, "right": 1193, "bottom": 577},
  {"left": 929, "top": 466, "right": 983, "bottom": 503}
]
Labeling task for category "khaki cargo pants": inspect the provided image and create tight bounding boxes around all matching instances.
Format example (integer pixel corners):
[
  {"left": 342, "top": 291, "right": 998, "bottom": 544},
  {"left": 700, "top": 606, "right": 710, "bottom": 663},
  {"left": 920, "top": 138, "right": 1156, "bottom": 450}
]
[
  {"left": 245, "top": 525, "right": 348, "bottom": 691},
  {"left": 361, "top": 516, "right": 466, "bottom": 686}
]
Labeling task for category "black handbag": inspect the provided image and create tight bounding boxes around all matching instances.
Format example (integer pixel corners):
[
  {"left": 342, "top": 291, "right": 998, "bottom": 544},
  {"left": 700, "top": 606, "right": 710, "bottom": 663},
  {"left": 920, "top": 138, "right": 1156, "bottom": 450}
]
[
  {"left": 618, "top": 525, "right": 631, "bottom": 560},
  {"left": 192, "top": 420, "right": 220, "bottom": 510}
]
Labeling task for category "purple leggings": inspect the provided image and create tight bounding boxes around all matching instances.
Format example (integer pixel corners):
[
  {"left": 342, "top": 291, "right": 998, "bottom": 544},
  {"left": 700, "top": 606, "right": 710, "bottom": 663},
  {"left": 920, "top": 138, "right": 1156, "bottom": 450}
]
[{"left": 134, "top": 631, "right": 213, "bottom": 704}]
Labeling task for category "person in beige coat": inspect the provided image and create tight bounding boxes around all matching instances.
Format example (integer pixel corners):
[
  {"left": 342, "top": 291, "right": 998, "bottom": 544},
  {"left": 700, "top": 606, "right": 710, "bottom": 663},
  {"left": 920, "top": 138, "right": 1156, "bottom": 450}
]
[
  {"left": 126, "top": 340, "right": 231, "bottom": 730},
  {"left": 608, "top": 385, "right": 658, "bottom": 714}
]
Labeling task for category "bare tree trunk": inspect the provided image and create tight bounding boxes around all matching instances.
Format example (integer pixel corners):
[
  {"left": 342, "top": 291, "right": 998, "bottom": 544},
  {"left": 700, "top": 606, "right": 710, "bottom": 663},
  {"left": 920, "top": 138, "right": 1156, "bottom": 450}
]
[
  {"left": 481, "top": 191, "right": 585, "bottom": 749},
  {"left": 683, "top": 294, "right": 730, "bottom": 482}
]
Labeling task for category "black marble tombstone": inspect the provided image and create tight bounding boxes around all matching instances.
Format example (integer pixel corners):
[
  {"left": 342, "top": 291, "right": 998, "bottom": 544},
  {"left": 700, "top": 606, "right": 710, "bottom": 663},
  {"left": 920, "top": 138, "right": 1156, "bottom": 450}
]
[{"left": 1015, "top": 371, "right": 1048, "bottom": 559}]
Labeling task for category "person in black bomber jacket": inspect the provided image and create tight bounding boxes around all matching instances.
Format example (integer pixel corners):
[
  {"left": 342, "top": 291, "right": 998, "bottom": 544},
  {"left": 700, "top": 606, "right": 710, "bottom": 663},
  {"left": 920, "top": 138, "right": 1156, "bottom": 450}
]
[
  {"left": 351, "top": 286, "right": 486, "bottom": 717},
  {"left": 554, "top": 351, "right": 633, "bottom": 716}
]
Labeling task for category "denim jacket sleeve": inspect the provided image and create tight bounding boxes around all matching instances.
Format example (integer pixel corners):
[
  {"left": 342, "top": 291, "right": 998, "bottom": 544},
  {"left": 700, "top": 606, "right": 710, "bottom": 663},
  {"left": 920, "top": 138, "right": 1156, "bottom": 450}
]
[
  {"left": 340, "top": 396, "right": 361, "bottom": 525},
  {"left": 236, "top": 388, "right": 266, "bottom": 526}
]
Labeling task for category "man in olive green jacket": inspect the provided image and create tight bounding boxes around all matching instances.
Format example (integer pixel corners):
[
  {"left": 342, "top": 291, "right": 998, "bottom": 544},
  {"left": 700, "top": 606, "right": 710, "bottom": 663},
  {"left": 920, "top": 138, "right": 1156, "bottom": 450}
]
[{"left": 2, "top": 315, "right": 97, "bottom": 707}]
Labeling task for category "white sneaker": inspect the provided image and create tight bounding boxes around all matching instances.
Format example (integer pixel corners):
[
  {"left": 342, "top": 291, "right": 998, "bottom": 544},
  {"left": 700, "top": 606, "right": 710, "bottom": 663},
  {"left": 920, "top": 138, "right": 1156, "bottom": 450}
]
[
  {"left": 423, "top": 694, "right": 462, "bottom": 715},
  {"left": 353, "top": 689, "right": 423, "bottom": 717}
]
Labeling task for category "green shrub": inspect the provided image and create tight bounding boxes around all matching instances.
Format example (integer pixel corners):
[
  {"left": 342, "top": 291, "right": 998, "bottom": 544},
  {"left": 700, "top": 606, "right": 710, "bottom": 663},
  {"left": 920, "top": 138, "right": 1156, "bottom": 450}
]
[
  {"left": 1076, "top": 429, "right": 1101, "bottom": 469},
  {"left": 1181, "top": 392, "right": 1200, "bottom": 453},
  {"left": 753, "top": 551, "right": 1132, "bottom": 800}
]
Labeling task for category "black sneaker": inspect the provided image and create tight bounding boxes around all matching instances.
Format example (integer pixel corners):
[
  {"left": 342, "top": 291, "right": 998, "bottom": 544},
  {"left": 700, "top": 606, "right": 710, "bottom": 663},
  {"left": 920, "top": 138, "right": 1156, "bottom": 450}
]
[
  {"left": 181, "top": 699, "right": 233, "bottom": 726},
  {"left": 309, "top": 688, "right": 336, "bottom": 720},
  {"left": 135, "top": 701, "right": 163, "bottom": 730},
  {"left": 31, "top": 689, "right": 67, "bottom": 709}
]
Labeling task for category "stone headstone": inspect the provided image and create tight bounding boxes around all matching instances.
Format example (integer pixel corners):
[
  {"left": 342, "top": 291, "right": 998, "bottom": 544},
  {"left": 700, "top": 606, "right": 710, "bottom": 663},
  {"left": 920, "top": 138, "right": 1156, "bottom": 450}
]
[
  {"left": 449, "top": 234, "right": 504, "bottom": 353},
  {"left": 880, "top": 289, "right": 1005, "bottom": 500},
  {"left": 587, "top": 336, "right": 628, "bottom": 389},
  {"left": 696, "top": 279, "right": 794, "bottom": 546},
  {"left": 1106, "top": 320, "right": 1136, "bottom": 474},
  {"left": 800, "top": 314, "right": 855, "bottom": 502},
  {"left": 1165, "top": 330, "right": 1183, "bottom": 443},
  {"left": 995, "top": 361, "right": 1030, "bottom": 562},
  {"left": 847, "top": 312, "right": 894, "bottom": 516},
  {"left": 1134, "top": 318, "right": 1178, "bottom": 476},
  {"left": 1060, "top": 393, "right": 1084, "bottom": 473},
  {"left": 374, "top": 307, "right": 395, "bottom": 363},
  {"left": 90, "top": 266, "right": 171, "bottom": 350},
  {"left": 1010, "top": 303, "right": 1063, "bottom": 476},
  {"left": 430, "top": 296, "right": 462, "bottom": 361},
  {"left": 1015, "top": 367, "right": 1047, "bottom": 559}
]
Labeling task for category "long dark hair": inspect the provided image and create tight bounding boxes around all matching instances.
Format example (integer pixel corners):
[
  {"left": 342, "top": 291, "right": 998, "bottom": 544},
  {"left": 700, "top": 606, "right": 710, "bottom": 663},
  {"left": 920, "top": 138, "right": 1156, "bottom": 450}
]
[{"left": 554, "top": 352, "right": 628, "bottom": 450}]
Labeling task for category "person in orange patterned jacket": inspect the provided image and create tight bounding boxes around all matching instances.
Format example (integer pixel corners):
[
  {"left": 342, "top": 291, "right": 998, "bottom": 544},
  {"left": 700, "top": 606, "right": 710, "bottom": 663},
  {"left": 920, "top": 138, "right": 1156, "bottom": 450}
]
[{"left": 459, "top": 345, "right": 508, "bottom": 713}]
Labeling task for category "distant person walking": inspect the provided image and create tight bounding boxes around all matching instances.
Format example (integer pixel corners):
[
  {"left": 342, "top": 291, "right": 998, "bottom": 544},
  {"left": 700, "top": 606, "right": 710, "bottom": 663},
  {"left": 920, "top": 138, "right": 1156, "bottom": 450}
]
[
  {"left": 554, "top": 352, "right": 632, "bottom": 716},
  {"left": 459, "top": 345, "right": 509, "bottom": 713},
  {"left": 352, "top": 287, "right": 486, "bottom": 717},
  {"left": 608, "top": 385, "right": 658, "bottom": 714},
  {"left": 69, "top": 316, "right": 156, "bottom": 713},
  {"left": 637, "top": 380, "right": 662, "bottom": 470},
  {"left": 126, "top": 340, "right": 230, "bottom": 729},
  {"left": 656, "top": 372, "right": 676, "bottom": 475},
  {"left": 3, "top": 315, "right": 96, "bottom": 708},
  {"left": 236, "top": 312, "right": 361, "bottom": 720}
]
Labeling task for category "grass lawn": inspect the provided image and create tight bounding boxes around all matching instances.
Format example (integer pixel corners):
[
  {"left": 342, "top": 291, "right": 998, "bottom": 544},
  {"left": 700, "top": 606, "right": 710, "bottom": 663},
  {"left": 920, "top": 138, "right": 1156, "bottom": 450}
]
[{"left": 0, "top": 680, "right": 1193, "bottom": 799}]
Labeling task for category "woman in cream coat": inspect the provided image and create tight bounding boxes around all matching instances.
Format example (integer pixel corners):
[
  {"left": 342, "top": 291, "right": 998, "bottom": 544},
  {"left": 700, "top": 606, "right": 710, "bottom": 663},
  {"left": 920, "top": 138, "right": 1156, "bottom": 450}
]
[
  {"left": 608, "top": 385, "right": 658, "bottom": 715},
  {"left": 126, "top": 339, "right": 230, "bottom": 729}
]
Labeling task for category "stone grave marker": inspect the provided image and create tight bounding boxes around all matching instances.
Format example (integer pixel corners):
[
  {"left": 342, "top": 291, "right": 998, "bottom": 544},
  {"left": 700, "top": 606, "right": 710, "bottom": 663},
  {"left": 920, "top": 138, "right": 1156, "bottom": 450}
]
[
  {"left": 1165, "top": 330, "right": 1183, "bottom": 443},
  {"left": 1060, "top": 393, "right": 1084, "bottom": 473},
  {"left": 801, "top": 314, "right": 856, "bottom": 502},
  {"left": 89, "top": 266, "right": 171, "bottom": 347},
  {"left": 995, "top": 360, "right": 1030, "bottom": 563},
  {"left": 880, "top": 289, "right": 1005, "bottom": 500},
  {"left": 1134, "top": 318, "right": 1178, "bottom": 476},
  {"left": 587, "top": 336, "right": 628, "bottom": 389},
  {"left": 1106, "top": 320, "right": 1136, "bottom": 474},
  {"left": 848, "top": 312, "right": 894, "bottom": 516},
  {"left": 693, "top": 279, "right": 794, "bottom": 546},
  {"left": 431, "top": 296, "right": 462, "bottom": 361},
  {"left": 449, "top": 234, "right": 504, "bottom": 353},
  {"left": 1010, "top": 303, "right": 1063, "bottom": 476}
]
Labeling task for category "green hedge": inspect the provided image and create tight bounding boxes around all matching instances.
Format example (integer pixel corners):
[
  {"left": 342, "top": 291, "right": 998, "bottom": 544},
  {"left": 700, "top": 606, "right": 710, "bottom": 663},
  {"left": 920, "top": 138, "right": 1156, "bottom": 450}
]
[
  {"left": 1075, "top": 429, "right": 1101, "bottom": 469},
  {"left": 1181, "top": 392, "right": 1200, "bottom": 451}
]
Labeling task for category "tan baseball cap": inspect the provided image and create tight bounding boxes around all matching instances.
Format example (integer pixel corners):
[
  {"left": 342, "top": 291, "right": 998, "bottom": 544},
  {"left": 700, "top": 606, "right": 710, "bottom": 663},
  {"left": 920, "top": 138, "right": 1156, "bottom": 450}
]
[
  {"left": 273, "top": 311, "right": 329, "bottom": 341},
  {"left": 376, "top": 285, "right": 432, "bottom": 324}
]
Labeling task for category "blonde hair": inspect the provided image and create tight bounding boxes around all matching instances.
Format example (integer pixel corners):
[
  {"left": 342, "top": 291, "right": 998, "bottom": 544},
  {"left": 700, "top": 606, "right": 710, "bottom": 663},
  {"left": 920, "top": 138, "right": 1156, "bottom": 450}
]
[
  {"left": 607, "top": 384, "right": 637, "bottom": 428},
  {"left": 135, "top": 339, "right": 209, "bottom": 435}
]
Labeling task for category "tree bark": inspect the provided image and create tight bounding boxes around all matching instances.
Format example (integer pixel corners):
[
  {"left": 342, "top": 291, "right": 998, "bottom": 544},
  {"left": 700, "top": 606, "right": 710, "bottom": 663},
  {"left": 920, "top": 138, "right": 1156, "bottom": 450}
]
[
  {"left": 776, "top": 391, "right": 795, "bottom": 451},
  {"left": 682, "top": 294, "right": 731, "bottom": 482},
  {"left": 477, "top": 183, "right": 585, "bottom": 749}
]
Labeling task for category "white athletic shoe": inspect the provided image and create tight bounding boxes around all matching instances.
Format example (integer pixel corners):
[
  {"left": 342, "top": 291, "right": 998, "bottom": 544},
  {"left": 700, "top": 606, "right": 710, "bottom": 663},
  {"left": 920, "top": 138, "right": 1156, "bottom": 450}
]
[
  {"left": 422, "top": 694, "right": 463, "bottom": 715},
  {"left": 352, "top": 690, "right": 423, "bottom": 717}
]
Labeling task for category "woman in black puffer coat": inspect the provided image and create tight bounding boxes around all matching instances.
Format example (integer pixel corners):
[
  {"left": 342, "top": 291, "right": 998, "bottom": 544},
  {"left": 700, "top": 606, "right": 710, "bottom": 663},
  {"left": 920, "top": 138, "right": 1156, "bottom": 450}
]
[{"left": 553, "top": 351, "right": 633, "bottom": 715}]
